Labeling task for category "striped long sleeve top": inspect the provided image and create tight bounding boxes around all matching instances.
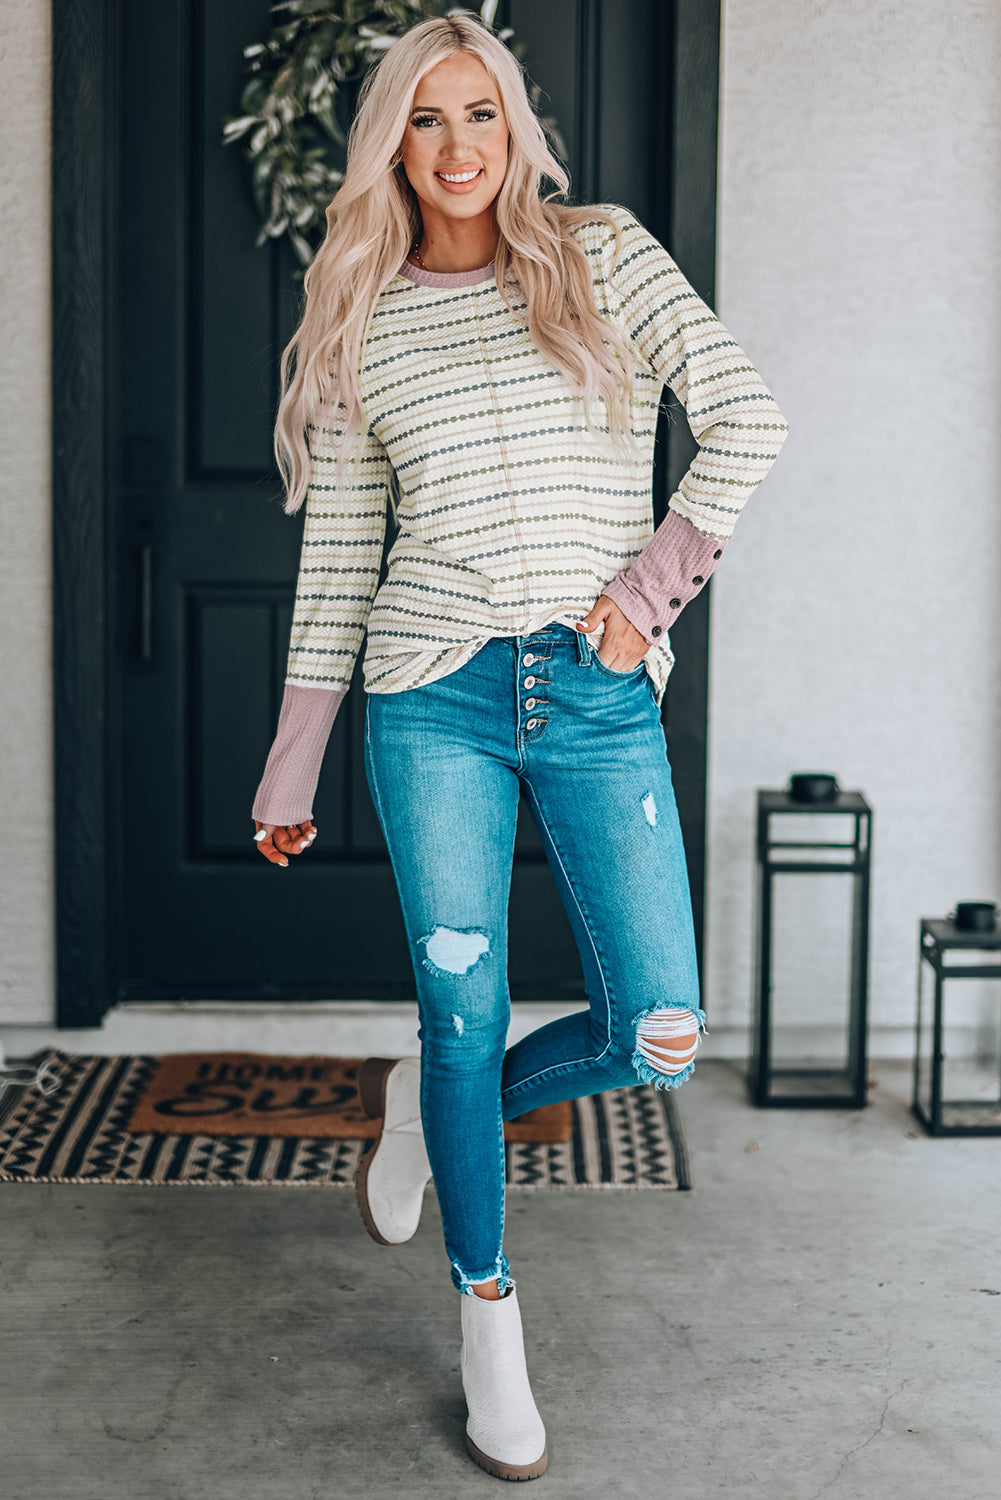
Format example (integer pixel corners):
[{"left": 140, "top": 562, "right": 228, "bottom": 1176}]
[{"left": 252, "top": 202, "right": 788, "bottom": 826}]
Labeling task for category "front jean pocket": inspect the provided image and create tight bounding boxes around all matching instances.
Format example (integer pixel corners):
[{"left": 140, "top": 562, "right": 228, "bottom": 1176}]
[{"left": 589, "top": 647, "right": 648, "bottom": 680}]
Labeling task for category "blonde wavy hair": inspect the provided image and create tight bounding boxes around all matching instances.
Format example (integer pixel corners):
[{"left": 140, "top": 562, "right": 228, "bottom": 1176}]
[{"left": 274, "top": 8, "right": 640, "bottom": 515}]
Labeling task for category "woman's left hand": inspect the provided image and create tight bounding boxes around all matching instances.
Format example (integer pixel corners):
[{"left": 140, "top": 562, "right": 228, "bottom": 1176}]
[{"left": 574, "top": 595, "right": 649, "bottom": 671}]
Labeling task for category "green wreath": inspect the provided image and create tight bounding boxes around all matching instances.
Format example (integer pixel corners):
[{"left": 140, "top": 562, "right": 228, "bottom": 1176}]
[{"left": 222, "top": 0, "right": 565, "bottom": 267}]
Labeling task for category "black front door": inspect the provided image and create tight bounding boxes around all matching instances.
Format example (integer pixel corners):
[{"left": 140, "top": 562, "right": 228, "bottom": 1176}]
[{"left": 54, "top": 0, "right": 720, "bottom": 1022}]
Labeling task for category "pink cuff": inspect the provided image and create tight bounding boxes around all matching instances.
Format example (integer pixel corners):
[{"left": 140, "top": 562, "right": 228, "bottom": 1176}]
[
  {"left": 251, "top": 683, "right": 348, "bottom": 827},
  {"left": 602, "top": 508, "right": 729, "bottom": 644}
]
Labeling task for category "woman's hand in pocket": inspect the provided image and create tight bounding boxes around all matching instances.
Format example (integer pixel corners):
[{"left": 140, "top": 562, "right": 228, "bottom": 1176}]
[
  {"left": 574, "top": 595, "right": 648, "bottom": 672},
  {"left": 253, "top": 820, "right": 317, "bottom": 867}
]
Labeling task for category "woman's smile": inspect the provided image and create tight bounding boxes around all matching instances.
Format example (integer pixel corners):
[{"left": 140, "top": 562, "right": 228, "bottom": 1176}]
[{"left": 435, "top": 167, "right": 484, "bottom": 190}]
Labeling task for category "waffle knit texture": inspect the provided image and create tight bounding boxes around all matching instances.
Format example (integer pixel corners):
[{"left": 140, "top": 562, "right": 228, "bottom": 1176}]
[{"left": 252, "top": 202, "right": 788, "bottom": 826}]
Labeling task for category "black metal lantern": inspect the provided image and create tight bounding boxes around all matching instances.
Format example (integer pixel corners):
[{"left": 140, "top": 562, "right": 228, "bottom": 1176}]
[
  {"left": 750, "top": 775, "right": 873, "bottom": 1108},
  {"left": 913, "top": 906, "right": 1001, "bottom": 1136}
]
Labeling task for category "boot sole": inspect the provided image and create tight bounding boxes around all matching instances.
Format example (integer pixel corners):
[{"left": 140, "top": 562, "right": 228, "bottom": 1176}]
[
  {"left": 466, "top": 1434, "right": 548, "bottom": 1481},
  {"left": 353, "top": 1057, "right": 416, "bottom": 1247}
]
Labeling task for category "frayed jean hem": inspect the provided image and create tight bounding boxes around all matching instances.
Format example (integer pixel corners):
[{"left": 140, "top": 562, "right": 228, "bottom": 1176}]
[{"left": 452, "top": 1251, "right": 513, "bottom": 1296}]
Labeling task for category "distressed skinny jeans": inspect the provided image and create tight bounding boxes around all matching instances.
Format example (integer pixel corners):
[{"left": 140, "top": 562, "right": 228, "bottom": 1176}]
[{"left": 363, "top": 624, "right": 706, "bottom": 1295}]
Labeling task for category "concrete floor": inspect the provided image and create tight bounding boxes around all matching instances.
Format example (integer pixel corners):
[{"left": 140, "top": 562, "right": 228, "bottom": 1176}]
[{"left": 1, "top": 1059, "right": 999, "bottom": 1500}]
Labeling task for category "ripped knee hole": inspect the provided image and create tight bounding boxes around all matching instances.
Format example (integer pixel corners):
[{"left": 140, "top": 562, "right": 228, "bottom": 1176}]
[
  {"left": 635, "top": 1007, "right": 702, "bottom": 1076},
  {"left": 417, "top": 925, "right": 490, "bottom": 979}
]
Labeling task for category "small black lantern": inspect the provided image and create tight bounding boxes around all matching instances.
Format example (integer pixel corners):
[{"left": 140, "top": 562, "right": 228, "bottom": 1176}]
[
  {"left": 750, "top": 774, "right": 873, "bottom": 1108},
  {"left": 913, "top": 904, "right": 1001, "bottom": 1136}
]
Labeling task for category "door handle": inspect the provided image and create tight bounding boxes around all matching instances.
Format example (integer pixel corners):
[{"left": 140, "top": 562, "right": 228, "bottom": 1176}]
[{"left": 138, "top": 542, "right": 154, "bottom": 662}]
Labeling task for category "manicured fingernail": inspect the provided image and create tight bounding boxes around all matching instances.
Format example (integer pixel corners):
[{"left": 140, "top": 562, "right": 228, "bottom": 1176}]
[
  {"left": 253, "top": 829, "right": 267, "bottom": 841},
  {"left": 299, "top": 840, "right": 308, "bottom": 850}
]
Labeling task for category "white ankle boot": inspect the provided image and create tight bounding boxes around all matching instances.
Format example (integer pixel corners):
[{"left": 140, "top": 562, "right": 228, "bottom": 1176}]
[
  {"left": 354, "top": 1056, "right": 432, "bottom": 1245},
  {"left": 461, "top": 1284, "right": 548, "bottom": 1480}
]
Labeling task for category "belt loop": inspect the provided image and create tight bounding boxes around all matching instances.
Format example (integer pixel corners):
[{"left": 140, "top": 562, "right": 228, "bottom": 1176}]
[{"left": 575, "top": 625, "right": 592, "bottom": 666}]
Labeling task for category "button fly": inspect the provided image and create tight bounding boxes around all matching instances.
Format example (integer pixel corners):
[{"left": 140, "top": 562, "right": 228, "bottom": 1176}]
[
  {"left": 524, "top": 675, "right": 536, "bottom": 688},
  {"left": 526, "top": 718, "right": 539, "bottom": 730},
  {"left": 522, "top": 652, "right": 535, "bottom": 667},
  {"left": 525, "top": 697, "right": 537, "bottom": 710}
]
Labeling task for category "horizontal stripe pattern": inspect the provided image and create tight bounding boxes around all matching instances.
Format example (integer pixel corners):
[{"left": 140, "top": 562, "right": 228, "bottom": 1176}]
[{"left": 284, "top": 202, "right": 788, "bottom": 701}]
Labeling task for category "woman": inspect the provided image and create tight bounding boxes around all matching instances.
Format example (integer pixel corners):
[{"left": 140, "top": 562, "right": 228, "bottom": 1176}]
[{"left": 251, "top": 10, "right": 787, "bottom": 1482}]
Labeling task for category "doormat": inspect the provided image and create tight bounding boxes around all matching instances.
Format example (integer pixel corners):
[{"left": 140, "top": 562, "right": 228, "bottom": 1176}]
[
  {"left": 0, "top": 1050, "right": 691, "bottom": 1190},
  {"left": 122, "top": 1052, "right": 573, "bottom": 1142}
]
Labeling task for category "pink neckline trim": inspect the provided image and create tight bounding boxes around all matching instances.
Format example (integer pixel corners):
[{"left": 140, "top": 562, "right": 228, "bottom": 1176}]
[{"left": 396, "top": 257, "right": 495, "bottom": 288}]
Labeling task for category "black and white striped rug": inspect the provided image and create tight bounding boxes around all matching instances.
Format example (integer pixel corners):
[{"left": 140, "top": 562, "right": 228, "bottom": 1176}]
[{"left": 0, "top": 1050, "right": 691, "bottom": 1190}]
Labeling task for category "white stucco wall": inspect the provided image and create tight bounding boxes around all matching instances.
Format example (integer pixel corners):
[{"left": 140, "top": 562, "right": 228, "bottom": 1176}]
[
  {"left": 0, "top": 1, "right": 54, "bottom": 1026},
  {"left": 1, "top": 0, "right": 998, "bottom": 1055},
  {"left": 707, "top": 0, "right": 1001, "bottom": 1043}
]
